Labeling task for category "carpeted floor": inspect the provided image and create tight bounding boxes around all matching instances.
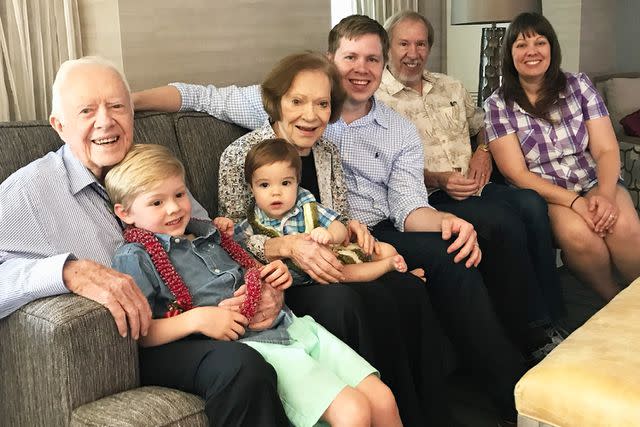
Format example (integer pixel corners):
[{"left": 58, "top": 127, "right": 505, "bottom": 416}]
[{"left": 447, "top": 266, "right": 606, "bottom": 427}]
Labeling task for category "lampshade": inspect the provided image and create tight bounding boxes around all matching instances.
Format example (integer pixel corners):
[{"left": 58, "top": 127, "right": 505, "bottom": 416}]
[{"left": 451, "top": 0, "right": 542, "bottom": 25}]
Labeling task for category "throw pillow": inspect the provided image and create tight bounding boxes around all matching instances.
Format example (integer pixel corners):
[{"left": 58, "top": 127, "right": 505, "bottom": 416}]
[{"left": 620, "top": 109, "right": 640, "bottom": 137}]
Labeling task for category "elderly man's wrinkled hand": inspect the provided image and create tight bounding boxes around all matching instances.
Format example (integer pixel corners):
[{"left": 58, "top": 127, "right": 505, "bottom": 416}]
[
  {"left": 62, "top": 259, "right": 152, "bottom": 339},
  {"left": 468, "top": 149, "right": 492, "bottom": 188},
  {"left": 249, "top": 283, "right": 285, "bottom": 331},
  {"left": 441, "top": 215, "right": 482, "bottom": 268},
  {"left": 442, "top": 171, "right": 479, "bottom": 200}
]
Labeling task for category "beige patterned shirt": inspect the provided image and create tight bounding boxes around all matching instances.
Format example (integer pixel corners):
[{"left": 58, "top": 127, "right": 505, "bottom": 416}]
[{"left": 376, "top": 68, "right": 484, "bottom": 192}]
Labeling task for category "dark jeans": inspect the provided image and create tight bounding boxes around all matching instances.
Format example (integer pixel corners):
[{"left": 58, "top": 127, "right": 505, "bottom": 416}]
[
  {"left": 482, "top": 184, "right": 566, "bottom": 322},
  {"left": 139, "top": 338, "right": 288, "bottom": 427},
  {"left": 431, "top": 184, "right": 566, "bottom": 325},
  {"left": 371, "top": 220, "right": 526, "bottom": 420},
  {"left": 286, "top": 272, "right": 452, "bottom": 427}
]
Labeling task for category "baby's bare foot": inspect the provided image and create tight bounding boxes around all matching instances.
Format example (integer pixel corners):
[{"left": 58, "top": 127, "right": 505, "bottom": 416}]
[
  {"left": 410, "top": 268, "right": 426, "bottom": 283},
  {"left": 391, "top": 255, "right": 407, "bottom": 273}
]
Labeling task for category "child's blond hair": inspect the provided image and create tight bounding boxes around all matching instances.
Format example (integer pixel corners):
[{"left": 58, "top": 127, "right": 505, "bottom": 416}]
[{"left": 105, "top": 144, "right": 185, "bottom": 208}]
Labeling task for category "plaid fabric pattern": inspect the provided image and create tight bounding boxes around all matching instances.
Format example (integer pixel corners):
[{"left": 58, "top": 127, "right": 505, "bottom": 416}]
[
  {"left": 175, "top": 82, "right": 432, "bottom": 231},
  {"left": 484, "top": 72, "right": 608, "bottom": 192},
  {"left": 236, "top": 188, "right": 340, "bottom": 240}
]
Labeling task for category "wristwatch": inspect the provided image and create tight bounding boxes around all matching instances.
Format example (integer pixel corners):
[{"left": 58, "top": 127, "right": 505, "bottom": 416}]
[{"left": 478, "top": 143, "right": 490, "bottom": 152}]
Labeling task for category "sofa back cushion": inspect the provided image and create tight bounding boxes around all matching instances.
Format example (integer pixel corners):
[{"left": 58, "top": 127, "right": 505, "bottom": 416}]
[
  {"left": 603, "top": 77, "right": 640, "bottom": 135},
  {"left": 0, "top": 121, "right": 63, "bottom": 183},
  {"left": 173, "top": 112, "right": 249, "bottom": 216}
]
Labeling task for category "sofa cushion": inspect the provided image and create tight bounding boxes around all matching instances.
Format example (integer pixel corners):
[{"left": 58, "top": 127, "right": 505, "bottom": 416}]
[
  {"left": 0, "top": 121, "right": 62, "bottom": 183},
  {"left": 605, "top": 78, "right": 640, "bottom": 135},
  {"left": 173, "top": 112, "right": 248, "bottom": 216},
  {"left": 70, "top": 386, "right": 206, "bottom": 427}
]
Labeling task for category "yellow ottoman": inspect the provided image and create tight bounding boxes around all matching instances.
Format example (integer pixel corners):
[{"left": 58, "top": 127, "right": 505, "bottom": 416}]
[{"left": 515, "top": 277, "right": 640, "bottom": 427}]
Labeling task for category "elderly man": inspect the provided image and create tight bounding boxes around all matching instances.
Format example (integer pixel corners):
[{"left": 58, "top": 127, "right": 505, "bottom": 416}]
[
  {"left": 132, "top": 15, "right": 530, "bottom": 425},
  {"left": 376, "top": 11, "right": 566, "bottom": 342},
  {"left": 0, "top": 57, "right": 287, "bottom": 426}
]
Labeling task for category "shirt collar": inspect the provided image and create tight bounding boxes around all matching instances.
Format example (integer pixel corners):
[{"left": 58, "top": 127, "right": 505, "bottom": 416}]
[
  {"left": 512, "top": 83, "right": 568, "bottom": 115},
  {"left": 62, "top": 145, "right": 101, "bottom": 195},
  {"left": 381, "top": 67, "right": 406, "bottom": 96},
  {"left": 154, "top": 218, "right": 220, "bottom": 251},
  {"left": 381, "top": 67, "right": 433, "bottom": 97},
  {"left": 258, "top": 120, "right": 278, "bottom": 139},
  {"left": 342, "top": 96, "right": 389, "bottom": 129}
]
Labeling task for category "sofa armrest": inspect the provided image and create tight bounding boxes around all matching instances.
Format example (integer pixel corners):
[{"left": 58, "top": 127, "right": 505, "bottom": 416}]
[{"left": 0, "top": 294, "right": 139, "bottom": 426}]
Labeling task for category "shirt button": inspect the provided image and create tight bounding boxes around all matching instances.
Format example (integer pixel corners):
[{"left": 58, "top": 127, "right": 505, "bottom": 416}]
[
  {"left": 174, "top": 238, "right": 180, "bottom": 244},
  {"left": 214, "top": 269, "right": 220, "bottom": 273}
]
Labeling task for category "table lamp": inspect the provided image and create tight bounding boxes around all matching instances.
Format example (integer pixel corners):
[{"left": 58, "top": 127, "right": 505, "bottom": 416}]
[{"left": 451, "top": 0, "right": 542, "bottom": 105}]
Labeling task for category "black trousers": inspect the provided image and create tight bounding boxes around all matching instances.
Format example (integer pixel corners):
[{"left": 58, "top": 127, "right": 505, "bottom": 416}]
[
  {"left": 286, "top": 272, "right": 452, "bottom": 427},
  {"left": 430, "top": 184, "right": 566, "bottom": 327},
  {"left": 371, "top": 220, "right": 526, "bottom": 421},
  {"left": 139, "top": 338, "right": 288, "bottom": 427}
]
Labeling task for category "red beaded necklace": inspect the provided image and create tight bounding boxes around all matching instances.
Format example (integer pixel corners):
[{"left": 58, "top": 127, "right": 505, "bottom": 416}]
[{"left": 123, "top": 223, "right": 262, "bottom": 320}]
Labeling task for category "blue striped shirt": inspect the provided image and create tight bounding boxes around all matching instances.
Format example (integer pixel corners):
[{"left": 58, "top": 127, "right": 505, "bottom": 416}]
[
  {"left": 0, "top": 145, "right": 207, "bottom": 319},
  {"left": 173, "top": 82, "right": 432, "bottom": 231}
]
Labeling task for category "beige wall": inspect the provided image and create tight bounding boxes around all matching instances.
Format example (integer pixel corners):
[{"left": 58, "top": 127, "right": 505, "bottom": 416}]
[
  {"left": 78, "top": 0, "right": 123, "bottom": 70},
  {"left": 79, "top": 0, "right": 330, "bottom": 91},
  {"left": 445, "top": 0, "right": 632, "bottom": 98}
]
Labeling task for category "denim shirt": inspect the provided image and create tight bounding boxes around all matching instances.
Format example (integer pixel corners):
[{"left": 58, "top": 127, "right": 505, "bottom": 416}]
[{"left": 112, "top": 219, "right": 292, "bottom": 345}]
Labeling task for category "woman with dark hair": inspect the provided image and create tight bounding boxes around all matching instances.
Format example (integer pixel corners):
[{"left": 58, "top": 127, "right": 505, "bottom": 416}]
[{"left": 485, "top": 12, "right": 640, "bottom": 301}]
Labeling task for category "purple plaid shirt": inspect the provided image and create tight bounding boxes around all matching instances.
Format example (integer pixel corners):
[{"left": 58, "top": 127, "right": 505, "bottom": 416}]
[{"left": 484, "top": 72, "right": 609, "bottom": 192}]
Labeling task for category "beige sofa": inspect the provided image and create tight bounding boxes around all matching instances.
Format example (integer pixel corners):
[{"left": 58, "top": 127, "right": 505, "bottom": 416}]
[{"left": 594, "top": 72, "right": 640, "bottom": 212}]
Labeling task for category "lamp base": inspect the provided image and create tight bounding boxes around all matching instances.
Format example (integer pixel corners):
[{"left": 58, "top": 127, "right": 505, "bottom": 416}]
[{"left": 477, "top": 25, "right": 505, "bottom": 106}]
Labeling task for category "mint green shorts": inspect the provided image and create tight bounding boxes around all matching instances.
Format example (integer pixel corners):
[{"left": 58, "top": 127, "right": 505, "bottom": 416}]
[{"left": 244, "top": 315, "right": 378, "bottom": 427}]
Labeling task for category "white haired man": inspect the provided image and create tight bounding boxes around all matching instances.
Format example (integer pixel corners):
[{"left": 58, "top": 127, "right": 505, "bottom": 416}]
[{"left": 0, "top": 57, "right": 287, "bottom": 426}]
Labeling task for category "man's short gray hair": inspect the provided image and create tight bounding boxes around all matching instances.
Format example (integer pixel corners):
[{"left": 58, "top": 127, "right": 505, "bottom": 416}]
[
  {"left": 50, "top": 56, "right": 131, "bottom": 119},
  {"left": 383, "top": 11, "right": 435, "bottom": 48}
]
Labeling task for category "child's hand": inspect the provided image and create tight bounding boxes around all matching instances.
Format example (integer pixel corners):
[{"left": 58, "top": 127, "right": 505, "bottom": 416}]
[
  {"left": 261, "top": 260, "right": 293, "bottom": 290},
  {"left": 309, "top": 227, "right": 332, "bottom": 245},
  {"left": 213, "top": 216, "right": 234, "bottom": 237},
  {"left": 193, "top": 306, "right": 248, "bottom": 341}
]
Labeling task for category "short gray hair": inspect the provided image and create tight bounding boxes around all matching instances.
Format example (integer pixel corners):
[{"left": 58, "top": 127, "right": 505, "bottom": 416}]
[
  {"left": 384, "top": 11, "right": 434, "bottom": 49},
  {"left": 50, "top": 56, "right": 131, "bottom": 119}
]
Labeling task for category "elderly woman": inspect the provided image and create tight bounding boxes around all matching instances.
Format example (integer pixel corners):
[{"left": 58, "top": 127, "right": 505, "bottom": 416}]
[
  {"left": 484, "top": 12, "right": 640, "bottom": 301},
  {"left": 214, "top": 51, "right": 451, "bottom": 426}
]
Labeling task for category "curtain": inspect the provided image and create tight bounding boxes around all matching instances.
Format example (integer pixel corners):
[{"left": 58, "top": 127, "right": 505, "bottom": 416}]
[
  {"left": 352, "top": 0, "right": 420, "bottom": 24},
  {"left": 0, "top": 0, "right": 82, "bottom": 122}
]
